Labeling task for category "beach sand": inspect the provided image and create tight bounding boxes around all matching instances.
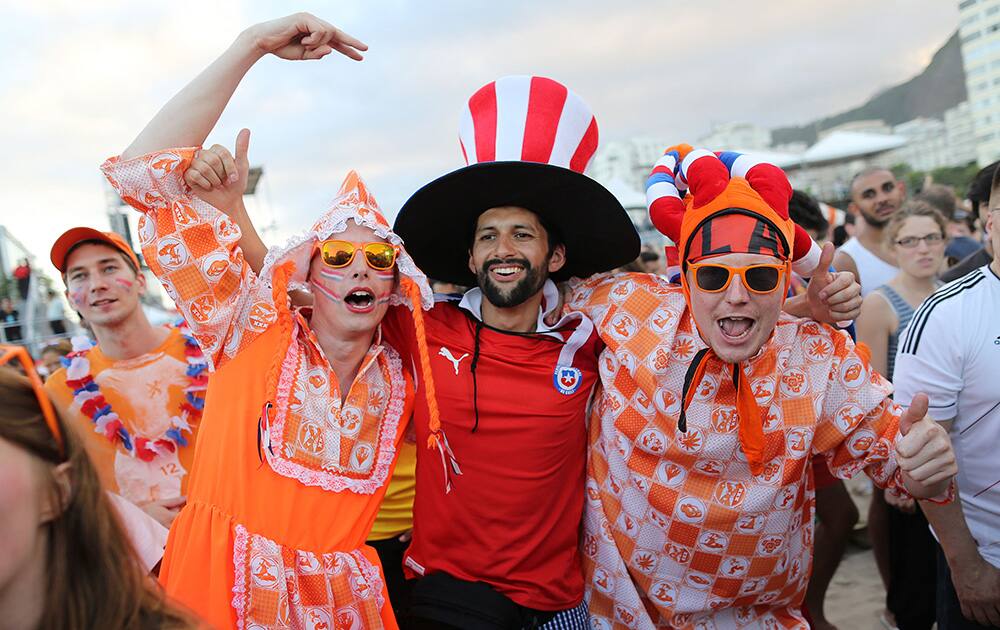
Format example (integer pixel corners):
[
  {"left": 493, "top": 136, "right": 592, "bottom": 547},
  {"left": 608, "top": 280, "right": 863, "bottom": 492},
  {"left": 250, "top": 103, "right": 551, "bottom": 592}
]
[
  {"left": 825, "top": 544, "right": 888, "bottom": 630},
  {"left": 823, "top": 476, "right": 894, "bottom": 630}
]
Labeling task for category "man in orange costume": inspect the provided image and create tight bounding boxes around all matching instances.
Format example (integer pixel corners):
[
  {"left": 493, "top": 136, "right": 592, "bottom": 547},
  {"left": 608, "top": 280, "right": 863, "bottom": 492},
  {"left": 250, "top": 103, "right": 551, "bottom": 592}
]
[
  {"left": 570, "top": 147, "right": 958, "bottom": 628},
  {"left": 103, "top": 13, "right": 438, "bottom": 629}
]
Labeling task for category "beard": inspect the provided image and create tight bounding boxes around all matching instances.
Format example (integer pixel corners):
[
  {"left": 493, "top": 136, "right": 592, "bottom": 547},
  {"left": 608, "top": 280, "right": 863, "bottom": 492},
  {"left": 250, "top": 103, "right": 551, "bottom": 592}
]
[
  {"left": 476, "top": 257, "right": 548, "bottom": 308},
  {"left": 860, "top": 205, "right": 894, "bottom": 229}
]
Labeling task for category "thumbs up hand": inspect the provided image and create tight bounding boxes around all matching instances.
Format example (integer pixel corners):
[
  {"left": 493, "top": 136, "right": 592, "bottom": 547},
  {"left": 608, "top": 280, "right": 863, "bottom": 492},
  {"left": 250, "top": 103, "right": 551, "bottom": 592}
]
[
  {"left": 185, "top": 128, "right": 252, "bottom": 218},
  {"left": 898, "top": 392, "right": 930, "bottom": 436},
  {"left": 805, "top": 242, "right": 863, "bottom": 324},
  {"left": 895, "top": 393, "right": 957, "bottom": 499}
]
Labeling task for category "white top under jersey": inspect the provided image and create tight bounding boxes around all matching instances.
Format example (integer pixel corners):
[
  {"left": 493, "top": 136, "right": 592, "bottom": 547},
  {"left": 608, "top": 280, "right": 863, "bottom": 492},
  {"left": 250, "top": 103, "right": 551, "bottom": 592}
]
[
  {"left": 893, "top": 264, "right": 1000, "bottom": 567},
  {"left": 838, "top": 237, "right": 898, "bottom": 297}
]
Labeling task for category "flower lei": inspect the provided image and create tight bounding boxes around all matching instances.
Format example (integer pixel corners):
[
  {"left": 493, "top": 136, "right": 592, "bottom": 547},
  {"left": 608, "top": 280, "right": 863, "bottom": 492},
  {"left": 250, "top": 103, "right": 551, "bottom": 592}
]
[{"left": 63, "top": 319, "right": 208, "bottom": 462}]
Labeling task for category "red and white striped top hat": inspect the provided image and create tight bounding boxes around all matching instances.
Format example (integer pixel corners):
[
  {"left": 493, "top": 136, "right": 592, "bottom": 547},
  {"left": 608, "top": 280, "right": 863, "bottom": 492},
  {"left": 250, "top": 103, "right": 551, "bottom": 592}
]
[
  {"left": 396, "top": 75, "right": 638, "bottom": 286},
  {"left": 458, "top": 75, "right": 599, "bottom": 173}
]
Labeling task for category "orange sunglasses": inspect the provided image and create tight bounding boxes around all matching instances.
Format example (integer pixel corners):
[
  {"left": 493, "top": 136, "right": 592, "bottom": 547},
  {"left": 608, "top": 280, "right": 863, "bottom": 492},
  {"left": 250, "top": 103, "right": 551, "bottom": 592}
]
[
  {"left": 0, "top": 344, "right": 65, "bottom": 458},
  {"left": 314, "top": 240, "right": 400, "bottom": 271},
  {"left": 687, "top": 262, "right": 788, "bottom": 294}
]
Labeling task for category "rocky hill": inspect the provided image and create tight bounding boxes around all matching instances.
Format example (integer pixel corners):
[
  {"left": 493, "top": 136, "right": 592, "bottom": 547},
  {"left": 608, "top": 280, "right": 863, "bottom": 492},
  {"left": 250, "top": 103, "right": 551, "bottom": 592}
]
[{"left": 772, "top": 31, "right": 967, "bottom": 146}]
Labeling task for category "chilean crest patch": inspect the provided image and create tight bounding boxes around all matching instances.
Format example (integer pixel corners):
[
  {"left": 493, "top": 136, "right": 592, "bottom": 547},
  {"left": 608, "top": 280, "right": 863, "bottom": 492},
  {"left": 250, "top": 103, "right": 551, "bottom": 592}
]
[{"left": 554, "top": 365, "right": 583, "bottom": 395}]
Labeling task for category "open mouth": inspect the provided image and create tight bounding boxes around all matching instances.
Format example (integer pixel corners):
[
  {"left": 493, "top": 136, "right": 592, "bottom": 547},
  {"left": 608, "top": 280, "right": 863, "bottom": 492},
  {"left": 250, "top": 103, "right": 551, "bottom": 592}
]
[
  {"left": 343, "top": 288, "right": 376, "bottom": 313},
  {"left": 90, "top": 298, "right": 118, "bottom": 309},
  {"left": 717, "top": 316, "right": 755, "bottom": 342}
]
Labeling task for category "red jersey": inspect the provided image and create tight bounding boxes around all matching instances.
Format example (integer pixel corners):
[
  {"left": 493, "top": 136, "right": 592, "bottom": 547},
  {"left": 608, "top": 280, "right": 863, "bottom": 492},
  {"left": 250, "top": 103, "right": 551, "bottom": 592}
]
[{"left": 383, "top": 287, "right": 601, "bottom": 611}]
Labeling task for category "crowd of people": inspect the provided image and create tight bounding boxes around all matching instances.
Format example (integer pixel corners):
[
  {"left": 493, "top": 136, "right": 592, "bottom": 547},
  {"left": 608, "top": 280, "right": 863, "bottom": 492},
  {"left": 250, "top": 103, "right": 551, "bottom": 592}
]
[
  {"left": 1, "top": 12, "right": 998, "bottom": 630},
  {"left": 1, "top": 259, "right": 71, "bottom": 346}
]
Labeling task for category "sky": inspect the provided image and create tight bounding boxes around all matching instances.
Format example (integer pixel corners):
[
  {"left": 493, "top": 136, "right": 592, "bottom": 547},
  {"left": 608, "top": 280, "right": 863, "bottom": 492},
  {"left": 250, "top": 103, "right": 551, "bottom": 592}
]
[{"left": 0, "top": 0, "right": 959, "bottom": 279}]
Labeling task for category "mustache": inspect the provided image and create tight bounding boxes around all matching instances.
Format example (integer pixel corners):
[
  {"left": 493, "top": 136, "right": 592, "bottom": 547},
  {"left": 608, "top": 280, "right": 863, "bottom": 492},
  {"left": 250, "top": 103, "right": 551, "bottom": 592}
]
[{"left": 482, "top": 258, "right": 533, "bottom": 272}]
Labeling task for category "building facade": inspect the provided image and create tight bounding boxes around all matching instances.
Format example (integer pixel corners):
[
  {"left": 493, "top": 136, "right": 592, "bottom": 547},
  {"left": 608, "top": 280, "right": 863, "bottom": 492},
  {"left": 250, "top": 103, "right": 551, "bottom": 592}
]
[
  {"left": 959, "top": 0, "right": 1000, "bottom": 165},
  {"left": 697, "top": 122, "right": 772, "bottom": 152},
  {"left": 945, "top": 100, "right": 979, "bottom": 165},
  {"left": 589, "top": 137, "right": 668, "bottom": 195}
]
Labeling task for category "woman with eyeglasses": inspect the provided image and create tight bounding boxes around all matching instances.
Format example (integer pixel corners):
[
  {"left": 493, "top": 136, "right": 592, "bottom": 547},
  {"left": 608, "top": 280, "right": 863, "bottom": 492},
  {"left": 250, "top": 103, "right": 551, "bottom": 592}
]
[
  {"left": 856, "top": 199, "right": 948, "bottom": 630},
  {"left": 102, "top": 13, "right": 437, "bottom": 629},
  {"left": 858, "top": 201, "right": 948, "bottom": 383},
  {"left": 0, "top": 347, "right": 197, "bottom": 629}
]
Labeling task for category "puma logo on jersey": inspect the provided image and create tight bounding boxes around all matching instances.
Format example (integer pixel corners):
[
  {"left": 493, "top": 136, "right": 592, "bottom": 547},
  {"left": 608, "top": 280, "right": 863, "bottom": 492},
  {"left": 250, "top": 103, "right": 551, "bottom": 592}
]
[{"left": 438, "top": 347, "right": 469, "bottom": 375}]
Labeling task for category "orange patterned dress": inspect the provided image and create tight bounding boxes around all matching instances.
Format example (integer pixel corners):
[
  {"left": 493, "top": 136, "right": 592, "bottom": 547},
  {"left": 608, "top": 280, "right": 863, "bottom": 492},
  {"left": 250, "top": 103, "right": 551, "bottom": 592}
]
[
  {"left": 102, "top": 149, "right": 419, "bottom": 629},
  {"left": 569, "top": 272, "right": 915, "bottom": 630}
]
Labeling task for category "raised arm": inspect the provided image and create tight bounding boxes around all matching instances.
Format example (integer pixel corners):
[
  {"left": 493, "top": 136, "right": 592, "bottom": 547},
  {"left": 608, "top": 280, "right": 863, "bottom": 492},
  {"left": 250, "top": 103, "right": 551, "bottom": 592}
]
[
  {"left": 184, "top": 130, "right": 269, "bottom": 273},
  {"left": 183, "top": 133, "right": 313, "bottom": 309},
  {"left": 121, "top": 13, "right": 366, "bottom": 160},
  {"left": 104, "top": 14, "right": 360, "bottom": 366}
]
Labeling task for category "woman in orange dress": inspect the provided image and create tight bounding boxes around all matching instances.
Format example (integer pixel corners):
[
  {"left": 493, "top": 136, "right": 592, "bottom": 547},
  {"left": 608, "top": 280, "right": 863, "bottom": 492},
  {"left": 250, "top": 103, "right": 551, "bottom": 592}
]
[{"left": 102, "top": 13, "right": 437, "bottom": 629}]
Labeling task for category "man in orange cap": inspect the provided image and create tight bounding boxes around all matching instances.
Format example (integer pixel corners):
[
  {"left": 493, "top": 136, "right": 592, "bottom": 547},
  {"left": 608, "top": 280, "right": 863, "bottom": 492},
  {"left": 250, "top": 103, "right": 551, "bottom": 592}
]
[
  {"left": 46, "top": 227, "right": 205, "bottom": 530},
  {"left": 571, "top": 147, "right": 958, "bottom": 628}
]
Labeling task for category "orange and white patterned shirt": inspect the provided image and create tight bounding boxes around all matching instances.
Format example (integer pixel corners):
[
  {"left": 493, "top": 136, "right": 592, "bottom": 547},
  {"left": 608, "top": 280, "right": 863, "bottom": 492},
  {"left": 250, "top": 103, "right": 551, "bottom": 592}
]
[{"left": 569, "top": 272, "right": 910, "bottom": 630}]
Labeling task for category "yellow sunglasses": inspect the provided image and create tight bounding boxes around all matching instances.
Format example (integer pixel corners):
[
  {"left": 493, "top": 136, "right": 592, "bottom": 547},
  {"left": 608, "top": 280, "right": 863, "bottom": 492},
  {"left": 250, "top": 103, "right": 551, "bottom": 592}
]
[{"left": 315, "top": 240, "right": 400, "bottom": 271}]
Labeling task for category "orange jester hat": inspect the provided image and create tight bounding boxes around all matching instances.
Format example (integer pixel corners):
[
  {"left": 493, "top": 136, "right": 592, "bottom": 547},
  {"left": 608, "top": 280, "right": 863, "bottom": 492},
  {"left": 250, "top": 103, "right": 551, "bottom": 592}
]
[{"left": 645, "top": 145, "right": 822, "bottom": 474}]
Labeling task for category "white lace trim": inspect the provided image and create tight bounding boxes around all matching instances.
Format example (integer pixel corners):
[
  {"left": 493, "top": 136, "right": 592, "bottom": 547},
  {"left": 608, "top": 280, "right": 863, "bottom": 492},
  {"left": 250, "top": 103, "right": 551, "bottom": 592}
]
[
  {"left": 263, "top": 319, "right": 407, "bottom": 495},
  {"left": 231, "top": 523, "right": 251, "bottom": 630},
  {"left": 351, "top": 549, "right": 387, "bottom": 612},
  {"left": 230, "top": 524, "right": 386, "bottom": 629}
]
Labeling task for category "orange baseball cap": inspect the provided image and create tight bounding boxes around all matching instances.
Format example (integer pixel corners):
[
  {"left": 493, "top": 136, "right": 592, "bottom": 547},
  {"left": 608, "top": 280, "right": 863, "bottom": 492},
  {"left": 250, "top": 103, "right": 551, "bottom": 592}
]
[{"left": 50, "top": 227, "right": 141, "bottom": 273}]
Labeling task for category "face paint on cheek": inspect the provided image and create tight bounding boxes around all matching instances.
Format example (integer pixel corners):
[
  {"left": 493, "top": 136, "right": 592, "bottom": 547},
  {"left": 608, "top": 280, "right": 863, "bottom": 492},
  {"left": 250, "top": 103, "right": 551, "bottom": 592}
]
[
  {"left": 114, "top": 278, "right": 134, "bottom": 290},
  {"left": 373, "top": 270, "right": 395, "bottom": 281},
  {"left": 312, "top": 281, "right": 342, "bottom": 304},
  {"left": 69, "top": 290, "right": 86, "bottom": 308},
  {"left": 318, "top": 269, "right": 347, "bottom": 282}
]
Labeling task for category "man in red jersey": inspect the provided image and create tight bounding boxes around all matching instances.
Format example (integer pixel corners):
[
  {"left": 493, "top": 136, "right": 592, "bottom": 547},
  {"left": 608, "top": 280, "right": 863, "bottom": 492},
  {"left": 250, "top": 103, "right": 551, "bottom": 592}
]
[
  {"left": 196, "top": 74, "right": 640, "bottom": 628},
  {"left": 391, "top": 75, "right": 639, "bottom": 629}
]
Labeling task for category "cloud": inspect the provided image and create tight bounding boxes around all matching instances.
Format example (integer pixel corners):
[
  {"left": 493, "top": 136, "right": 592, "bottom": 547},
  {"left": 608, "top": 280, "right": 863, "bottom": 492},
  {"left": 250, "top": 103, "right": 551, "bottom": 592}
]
[
  {"left": 0, "top": 0, "right": 960, "bottom": 280},
  {"left": 0, "top": 2, "right": 249, "bottom": 273}
]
